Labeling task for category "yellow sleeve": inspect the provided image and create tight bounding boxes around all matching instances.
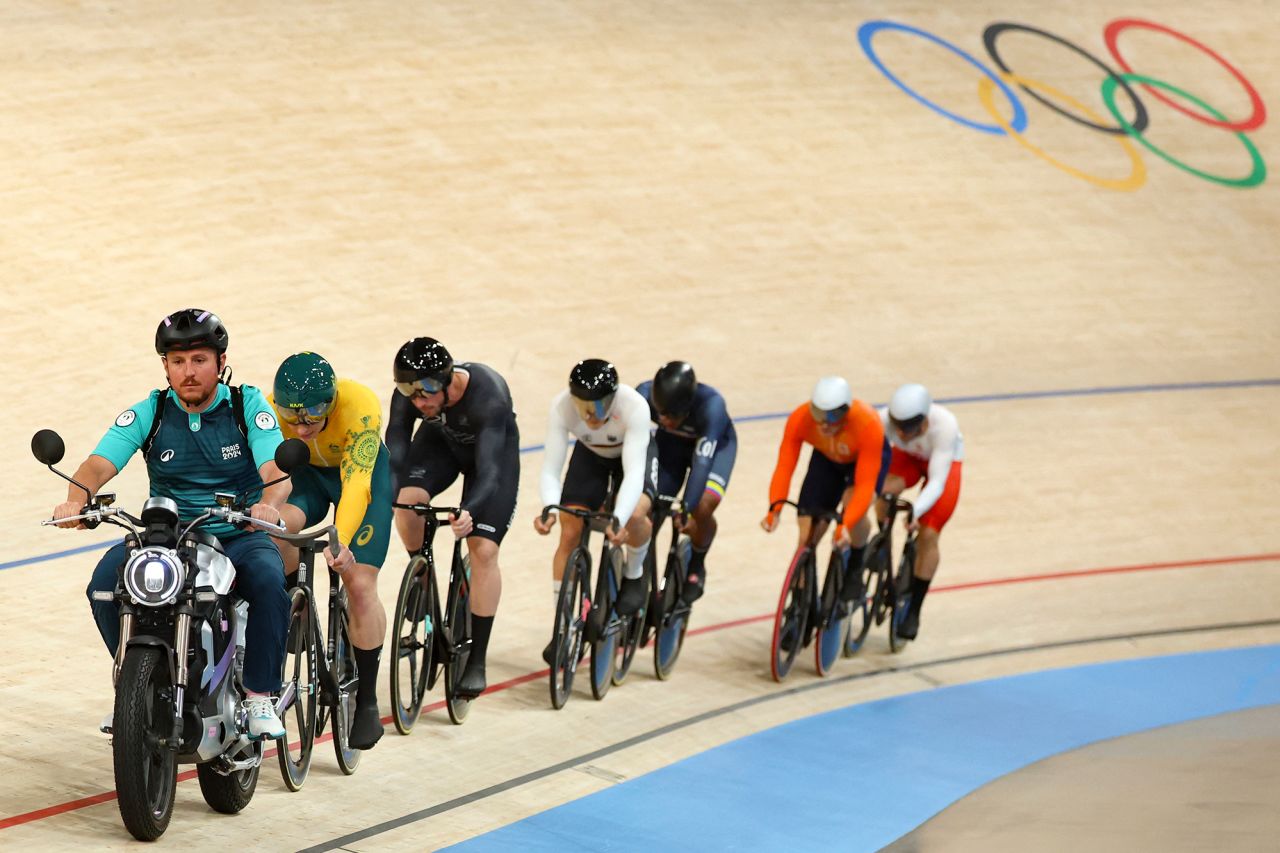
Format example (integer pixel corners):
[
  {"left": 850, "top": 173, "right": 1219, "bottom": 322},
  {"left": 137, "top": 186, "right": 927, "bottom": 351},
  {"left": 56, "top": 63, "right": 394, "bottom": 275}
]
[{"left": 333, "top": 380, "right": 384, "bottom": 545}]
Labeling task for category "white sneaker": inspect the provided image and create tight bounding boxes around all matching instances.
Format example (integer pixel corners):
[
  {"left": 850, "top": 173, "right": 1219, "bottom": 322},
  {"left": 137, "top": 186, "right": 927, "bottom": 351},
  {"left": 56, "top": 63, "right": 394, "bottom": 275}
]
[
  {"left": 100, "top": 711, "right": 113, "bottom": 734},
  {"left": 243, "top": 695, "right": 285, "bottom": 740}
]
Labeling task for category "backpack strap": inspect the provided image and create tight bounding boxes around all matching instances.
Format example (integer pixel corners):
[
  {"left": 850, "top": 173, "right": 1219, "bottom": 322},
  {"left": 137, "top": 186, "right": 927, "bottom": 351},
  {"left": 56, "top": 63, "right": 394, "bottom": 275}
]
[
  {"left": 141, "top": 390, "right": 166, "bottom": 461},
  {"left": 229, "top": 384, "right": 250, "bottom": 441}
]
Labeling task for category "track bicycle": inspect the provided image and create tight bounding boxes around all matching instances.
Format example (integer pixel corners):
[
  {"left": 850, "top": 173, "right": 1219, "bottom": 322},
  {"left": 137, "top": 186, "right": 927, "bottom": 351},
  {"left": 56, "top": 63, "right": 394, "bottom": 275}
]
[
  {"left": 768, "top": 499, "right": 857, "bottom": 682},
  {"left": 541, "top": 502, "right": 641, "bottom": 707},
  {"left": 388, "top": 502, "right": 474, "bottom": 733}
]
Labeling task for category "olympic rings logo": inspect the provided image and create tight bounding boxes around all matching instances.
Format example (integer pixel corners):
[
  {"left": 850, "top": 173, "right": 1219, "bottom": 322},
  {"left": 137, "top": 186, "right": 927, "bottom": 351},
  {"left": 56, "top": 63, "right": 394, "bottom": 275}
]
[{"left": 858, "top": 18, "right": 1267, "bottom": 190}]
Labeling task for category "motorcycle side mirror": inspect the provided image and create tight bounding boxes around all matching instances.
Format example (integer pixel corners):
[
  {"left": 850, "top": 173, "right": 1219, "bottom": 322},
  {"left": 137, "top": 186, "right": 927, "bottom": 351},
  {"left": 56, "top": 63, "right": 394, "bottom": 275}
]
[
  {"left": 32, "top": 429, "right": 65, "bottom": 466},
  {"left": 274, "top": 438, "right": 310, "bottom": 474}
]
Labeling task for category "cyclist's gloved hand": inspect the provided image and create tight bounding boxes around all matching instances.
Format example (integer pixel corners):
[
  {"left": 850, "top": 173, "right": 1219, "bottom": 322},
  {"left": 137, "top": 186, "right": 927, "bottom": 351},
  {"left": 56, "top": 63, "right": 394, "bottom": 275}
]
[
  {"left": 760, "top": 511, "right": 779, "bottom": 533},
  {"left": 533, "top": 511, "right": 557, "bottom": 535},
  {"left": 605, "top": 520, "right": 630, "bottom": 547},
  {"left": 833, "top": 524, "right": 852, "bottom": 549},
  {"left": 450, "top": 509, "right": 474, "bottom": 539}
]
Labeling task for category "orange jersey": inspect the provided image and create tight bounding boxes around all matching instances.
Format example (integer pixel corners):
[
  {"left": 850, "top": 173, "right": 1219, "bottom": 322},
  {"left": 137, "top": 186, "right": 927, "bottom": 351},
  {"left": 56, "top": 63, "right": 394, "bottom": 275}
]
[{"left": 768, "top": 400, "right": 885, "bottom": 530}]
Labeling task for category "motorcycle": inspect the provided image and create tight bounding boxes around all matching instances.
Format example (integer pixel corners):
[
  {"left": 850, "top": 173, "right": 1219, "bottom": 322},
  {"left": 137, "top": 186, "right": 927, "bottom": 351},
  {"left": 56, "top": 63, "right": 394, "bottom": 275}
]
[{"left": 33, "top": 429, "right": 310, "bottom": 841}]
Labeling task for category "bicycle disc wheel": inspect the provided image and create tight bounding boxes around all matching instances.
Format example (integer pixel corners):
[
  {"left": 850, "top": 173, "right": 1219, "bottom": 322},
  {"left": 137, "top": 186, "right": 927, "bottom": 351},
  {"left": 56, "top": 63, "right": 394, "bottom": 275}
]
[
  {"left": 844, "top": 548, "right": 875, "bottom": 658},
  {"left": 770, "top": 547, "right": 812, "bottom": 683},
  {"left": 444, "top": 556, "right": 473, "bottom": 725},
  {"left": 390, "top": 556, "right": 434, "bottom": 735},
  {"left": 589, "top": 548, "right": 619, "bottom": 700},
  {"left": 653, "top": 537, "right": 691, "bottom": 681},
  {"left": 549, "top": 549, "right": 588, "bottom": 709},
  {"left": 277, "top": 587, "right": 316, "bottom": 791},
  {"left": 331, "top": 590, "right": 362, "bottom": 774},
  {"left": 814, "top": 550, "right": 848, "bottom": 677}
]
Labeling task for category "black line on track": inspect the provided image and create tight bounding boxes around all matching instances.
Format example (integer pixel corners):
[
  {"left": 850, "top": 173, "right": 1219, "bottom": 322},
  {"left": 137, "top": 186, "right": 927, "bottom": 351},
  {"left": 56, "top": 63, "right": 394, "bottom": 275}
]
[{"left": 298, "top": 618, "right": 1280, "bottom": 852}]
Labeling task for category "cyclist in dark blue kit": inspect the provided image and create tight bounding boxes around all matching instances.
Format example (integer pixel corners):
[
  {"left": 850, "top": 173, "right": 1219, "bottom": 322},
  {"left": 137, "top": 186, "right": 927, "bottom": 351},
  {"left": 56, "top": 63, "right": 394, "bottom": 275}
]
[{"left": 635, "top": 361, "right": 736, "bottom": 603}]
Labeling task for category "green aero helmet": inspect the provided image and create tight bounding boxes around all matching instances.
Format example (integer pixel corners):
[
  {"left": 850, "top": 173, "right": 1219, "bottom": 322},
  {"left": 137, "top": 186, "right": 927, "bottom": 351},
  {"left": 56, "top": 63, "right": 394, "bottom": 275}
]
[{"left": 274, "top": 352, "right": 338, "bottom": 425}]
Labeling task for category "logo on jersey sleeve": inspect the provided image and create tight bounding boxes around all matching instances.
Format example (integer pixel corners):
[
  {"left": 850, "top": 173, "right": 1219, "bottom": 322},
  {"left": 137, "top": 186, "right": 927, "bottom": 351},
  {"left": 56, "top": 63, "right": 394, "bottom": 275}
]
[
  {"left": 116, "top": 410, "right": 137, "bottom": 427},
  {"left": 255, "top": 411, "right": 277, "bottom": 431}
]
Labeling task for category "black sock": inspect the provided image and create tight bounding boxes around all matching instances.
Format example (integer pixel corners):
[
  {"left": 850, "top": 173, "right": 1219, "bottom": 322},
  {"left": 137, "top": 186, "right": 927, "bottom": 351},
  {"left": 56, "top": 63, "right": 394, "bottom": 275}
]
[
  {"left": 847, "top": 546, "right": 866, "bottom": 573},
  {"left": 468, "top": 615, "right": 494, "bottom": 669},
  {"left": 354, "top": 646, "right": 382, "bottom": 706},
  {"left": 908, "top": 575, "right": 931, "bottom": 616},
  {"left": 689, "top": 546, "right": 708, "bottom": 575}
]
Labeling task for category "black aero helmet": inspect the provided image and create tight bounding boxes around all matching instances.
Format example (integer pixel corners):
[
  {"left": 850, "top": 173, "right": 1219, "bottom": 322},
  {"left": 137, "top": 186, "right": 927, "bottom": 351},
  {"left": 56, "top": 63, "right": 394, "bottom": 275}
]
[
  {"left": 569, "top": 359, "right": 618, "bottom": 401},
  {"left": 652, "top": 360, "right": 697, "bottom": 417},
  {"left": 393, "top": 337, "right": 454, "bottom": 397},
  {"left": 155, "top": 309, "right": 229, "bottom": 355}
]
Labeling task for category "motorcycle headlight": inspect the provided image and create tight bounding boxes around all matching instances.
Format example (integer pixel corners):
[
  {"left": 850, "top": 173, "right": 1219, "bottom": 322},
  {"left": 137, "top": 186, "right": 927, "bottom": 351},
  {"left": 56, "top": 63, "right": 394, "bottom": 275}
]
[{"left": 122, "top": 547, "right": 185, "bottom": 606}]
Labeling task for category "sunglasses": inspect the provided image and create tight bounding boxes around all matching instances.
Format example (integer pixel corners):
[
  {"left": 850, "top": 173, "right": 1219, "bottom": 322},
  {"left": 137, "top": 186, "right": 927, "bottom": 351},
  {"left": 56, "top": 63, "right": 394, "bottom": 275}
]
[
  {"left": 278, "top": 399, "right": 335, "bottom": 426},
  {"left": 395, "top": 377, "right": 445, "bottom": 399},
  {"left": 809, "top": 403, "right": 850, "bottom": 425},
  {"left": 572, "top": 394, "right": 615, "bottom": 422}
]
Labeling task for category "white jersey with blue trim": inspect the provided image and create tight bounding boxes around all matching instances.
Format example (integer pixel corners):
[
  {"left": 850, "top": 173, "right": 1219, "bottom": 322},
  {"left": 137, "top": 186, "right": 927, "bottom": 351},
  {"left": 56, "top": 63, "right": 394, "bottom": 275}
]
[{"left": 540, "top": 384, "right": 651, "bottom": 522}]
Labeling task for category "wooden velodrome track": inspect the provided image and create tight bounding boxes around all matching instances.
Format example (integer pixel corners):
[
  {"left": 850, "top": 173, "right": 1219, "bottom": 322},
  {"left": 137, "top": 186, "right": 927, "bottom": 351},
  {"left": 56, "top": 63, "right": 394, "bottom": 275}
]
[{"left": 0, "top": 1, "right": 1277, "bottom": 849}]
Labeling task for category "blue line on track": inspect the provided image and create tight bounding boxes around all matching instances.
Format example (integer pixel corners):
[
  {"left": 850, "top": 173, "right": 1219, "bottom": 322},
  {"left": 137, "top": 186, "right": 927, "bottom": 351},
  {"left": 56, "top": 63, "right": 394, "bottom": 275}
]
[{"left": 10, "top": 377, "right": 1279, "bottom": 573}]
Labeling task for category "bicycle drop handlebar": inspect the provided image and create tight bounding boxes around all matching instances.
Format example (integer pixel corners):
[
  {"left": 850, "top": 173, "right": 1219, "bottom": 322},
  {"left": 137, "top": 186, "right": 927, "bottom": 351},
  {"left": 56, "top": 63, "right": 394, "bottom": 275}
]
[{"left": 540, "top": 504, "right": 621, "bottom": 534}]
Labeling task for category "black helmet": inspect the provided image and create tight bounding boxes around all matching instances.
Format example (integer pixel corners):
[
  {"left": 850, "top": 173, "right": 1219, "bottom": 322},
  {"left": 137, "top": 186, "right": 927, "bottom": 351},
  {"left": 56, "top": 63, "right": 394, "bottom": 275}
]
[
  {"left": 393, "top": 337, "right": 454, "bottom": 397},
  {"left": 569, "top": 359, "right": 618, "bottom": 401},
  {"left": 652, "top": 361, "right": 697, "bottom": 417},
  {"left": 155, "top": 309, "right": 229, "bottom": 355}
]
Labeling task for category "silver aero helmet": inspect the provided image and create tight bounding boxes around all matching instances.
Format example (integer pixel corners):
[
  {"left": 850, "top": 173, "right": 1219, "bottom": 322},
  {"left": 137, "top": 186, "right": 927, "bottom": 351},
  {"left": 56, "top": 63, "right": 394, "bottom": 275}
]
[
  {"left": 888, "top": 383, "right": 932, "bottom": 434},
  {"left": 809, "top": 376, "right": 852, "bottom": 424}
]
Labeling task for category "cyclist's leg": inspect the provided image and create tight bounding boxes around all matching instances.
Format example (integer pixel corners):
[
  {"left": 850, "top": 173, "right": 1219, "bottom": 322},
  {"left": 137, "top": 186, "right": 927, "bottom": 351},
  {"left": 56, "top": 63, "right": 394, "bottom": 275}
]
[
  {"left": 684, "top": 432, "right": 736, "bottom": 598},
  {"left": 617, "top": 491, "right": 653, "bottom": 616},
  {"left": 343, "top": 445, "right": 395, "bottom": 747},
  {"left": 901, "top": 461, "right": 962, "bottom": 638},
  {"left": 85, "top": 541, "right": 130, "bottom": 655},
  {"left": 797, "top": 451, "right": 847, "bottom": 549},
  {"left": 456, "top": 428, "right": 519, "bottom": 693},
  {"left": 393, "top": 427, "right": 459, "bottom": 553},
  {"left": 276, "top": 463, "right": 330, "bottom": 578},
  {"left": 223, "top": 531, "right": 290, "bottom": 737}
]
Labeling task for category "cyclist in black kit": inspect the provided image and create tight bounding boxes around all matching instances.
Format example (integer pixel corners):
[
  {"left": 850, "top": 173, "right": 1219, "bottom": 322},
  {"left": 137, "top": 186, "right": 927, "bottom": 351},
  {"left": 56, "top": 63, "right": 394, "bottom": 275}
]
[
  {"left": 387, "top": 337, "right": 520, "bottom": 698},
  {"left": 635, "top": 361, "right": 737, "bottom": 602}
]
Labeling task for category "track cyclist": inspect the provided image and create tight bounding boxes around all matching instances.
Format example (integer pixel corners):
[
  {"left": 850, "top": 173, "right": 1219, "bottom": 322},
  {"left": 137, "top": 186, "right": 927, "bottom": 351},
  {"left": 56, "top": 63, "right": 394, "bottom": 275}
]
[
  {"left": 635, "top": 360, "right": 736, "bottom": 603},
  {"left": 878, "top": 383, "right": 964, "bottom": 641},
  {"left": 534, "top": 359, "right": 657, "bottom": 663},
  {"left": 761, "top": 376, "right": 888, "bottom": 604},
  {"left": 57, "top": 309, "right": 291, "bottom": 739},
  {"left": 271, "top": 352, "right": 391, "bottom": 750},
  {"left": 387, "top": 337, "right": 520, "bottom": 698}
]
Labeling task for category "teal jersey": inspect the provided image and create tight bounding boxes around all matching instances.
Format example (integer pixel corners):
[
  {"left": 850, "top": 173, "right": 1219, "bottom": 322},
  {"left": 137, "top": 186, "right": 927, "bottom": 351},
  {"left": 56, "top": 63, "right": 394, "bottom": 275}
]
[{"left": 92, "top": 384, "right": 283, "bottom": 539}]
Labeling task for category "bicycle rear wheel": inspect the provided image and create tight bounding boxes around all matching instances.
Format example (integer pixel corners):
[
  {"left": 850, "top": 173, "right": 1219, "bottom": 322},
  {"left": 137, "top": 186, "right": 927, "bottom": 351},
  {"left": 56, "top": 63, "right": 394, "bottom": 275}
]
[
  {"left": 390, "top": 556, "right": 435, "bottom": 735},
  {"left": 653, "top": 537, "right": 691, "bottom": 681},
  {"left": 549, "top": 549, "right": 588, "bottom": 709},
  {"left": 278, "top": 587, "right": 316, "bottom": 791},
  {"left": 331, "top": 589, "right": 362, "bottom": 775},
  {"left": 443, "top": 556, "right": 473, "bottom": 724},
  {"left": 814, "top": 550, "right": 848, "bottom": 677},
  {"left": 770, "top": 547, "right": 813, "bottom": 683},
  {"left": 589, "top": 548, "right": 619, "bottom": 700}
]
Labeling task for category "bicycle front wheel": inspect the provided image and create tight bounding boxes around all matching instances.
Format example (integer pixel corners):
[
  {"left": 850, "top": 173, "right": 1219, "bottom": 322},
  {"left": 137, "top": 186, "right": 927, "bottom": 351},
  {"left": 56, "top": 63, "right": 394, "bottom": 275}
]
[
  {"left": 654, "top": 537, "right": 692, "bottom": 681},
  {"left": 331, "top": 589, "right": 363, "bottom": 775},
  {"left": 278, "top": 587, "right": 316, "bottom": 790},
  {"left": 549, "top": 549, "right": 589, "bottom": 709},
  {"left": 443, "top": 555, "right": 473, "bottom": 724},
  {"left": 814, "top": 549, "right": 848, "bottom": 677},
  {"left": 770, "top": 547, "right": 813, "bottom": 683},
  {"left": 589, "top": 548, "right": 619, "bottom": 700},
  {"left": 844, "top": 548, "right": 875, "bottom": 658},
  {"left": 390, "top": 556, "right": 435, "bottom": 735}
]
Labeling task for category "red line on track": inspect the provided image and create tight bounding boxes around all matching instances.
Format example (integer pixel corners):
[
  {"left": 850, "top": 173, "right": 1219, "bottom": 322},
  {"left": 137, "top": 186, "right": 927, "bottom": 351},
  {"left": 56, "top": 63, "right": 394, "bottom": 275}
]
[{"left": 3, "top": 550, "right": 1276, "bottom": 831}]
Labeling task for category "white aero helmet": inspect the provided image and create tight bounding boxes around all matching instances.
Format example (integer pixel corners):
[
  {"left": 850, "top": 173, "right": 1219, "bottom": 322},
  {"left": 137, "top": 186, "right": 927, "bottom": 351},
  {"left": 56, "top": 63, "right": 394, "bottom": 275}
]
[
  {"left": 810, "top": 376, "right": 853, "bottom": 423},
  {"left": 888, "top": 383, "right": 932, "bottom": 429}
]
